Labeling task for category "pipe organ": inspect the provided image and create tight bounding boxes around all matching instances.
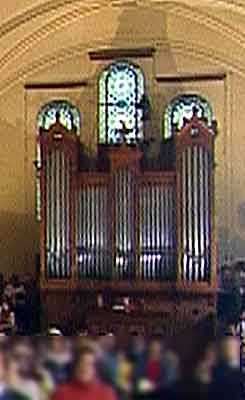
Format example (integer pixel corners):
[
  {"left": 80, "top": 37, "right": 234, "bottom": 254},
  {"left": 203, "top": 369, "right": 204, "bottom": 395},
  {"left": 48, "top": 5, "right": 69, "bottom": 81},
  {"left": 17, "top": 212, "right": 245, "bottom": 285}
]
[{"left": 39, "top": 112, "right": 217, "bottom": 335}]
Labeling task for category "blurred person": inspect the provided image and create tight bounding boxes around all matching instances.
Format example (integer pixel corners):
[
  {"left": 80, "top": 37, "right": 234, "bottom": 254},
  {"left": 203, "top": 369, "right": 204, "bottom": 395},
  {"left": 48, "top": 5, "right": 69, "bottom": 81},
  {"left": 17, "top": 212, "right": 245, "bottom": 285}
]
[
  {"left": 13, "top": 285, "right": 26, "bottom": 335},
  {"left": 8, "top": 339, "right": 46, "bottom": 400},
  {"left": 23, "top": 278, "right": 41, "bottom": 334},
  {"left": 134, "top": 338, "right": 165, "bottom": 397},
  {"left": 115, "top": 351, "right": 133, "bottom": 400},
  {"left": 128, "top": 334, "right": 146, "bottom": 366},
  {"left": 0, "top": 347, "right": 29, "bottom": 400},
  {"left": 97, "top": 333, "right": 118, "bottom": 386},
  {"left": 162, "top": 349, "right": 180, "bottom": 389},
  {"left": 51, "top": 346, "right": 117, "bottom": 400},
  {"left": 42, "top": 333, "right": 73, "bottom": 386},
  {"left": 169, "top": 341, "right": 217, "bottom": 400},
  {"left": 3, "top": 284, "right": 15, "bottom": 306},
  {"left": 211, "top": 335, "right": 242, "bottom": 400},
  {"left": 226, "top": 323, "right": 236, "bottom": 336},
  {"left": 0, "top": 299, "right": 15, "bottom": 335}
]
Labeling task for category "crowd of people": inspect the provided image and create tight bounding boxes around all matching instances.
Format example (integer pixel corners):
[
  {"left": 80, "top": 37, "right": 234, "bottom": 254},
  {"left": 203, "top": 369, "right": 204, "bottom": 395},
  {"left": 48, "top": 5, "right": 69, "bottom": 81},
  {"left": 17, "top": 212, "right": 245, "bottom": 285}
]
[
  {"left": 0, "top": 333, "right": 239, "bottom": 400},
  {"left": 0, "top": 274, "right": 241, "bottom": 399},
  {"left": 0, "top": 274, "right": 40, "bottom": 335}
]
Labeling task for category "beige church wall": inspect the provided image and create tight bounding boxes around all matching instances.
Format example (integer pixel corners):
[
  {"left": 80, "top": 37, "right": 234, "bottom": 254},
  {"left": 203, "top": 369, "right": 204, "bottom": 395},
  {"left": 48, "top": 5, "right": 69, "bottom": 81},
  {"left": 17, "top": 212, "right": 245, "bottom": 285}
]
[
  {"left": 0, "top": 84, "right": 28, "bottom": 276},
  {"left": 227, "top": 73, "right": 245, "bottom": 262}
]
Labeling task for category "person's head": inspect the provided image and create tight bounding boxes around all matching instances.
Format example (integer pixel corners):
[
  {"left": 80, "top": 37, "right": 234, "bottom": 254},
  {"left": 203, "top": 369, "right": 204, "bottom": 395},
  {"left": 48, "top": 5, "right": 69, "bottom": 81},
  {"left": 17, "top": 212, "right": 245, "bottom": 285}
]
[
  {"left": 49, "top": 336, "right": 64, "bottom": 353},
  {"left": 4, "top": 286, "right": 14, "bottom": 302},
  {"left": 194, "top": 341, "right": 217, "bottom": 379},
  {"left": 74, "top": 347, "right": 97, "bottom": 384},
  {"left": 47, "top": 327, "right": 68, "bottom": 354},
  {"left": 130, "top": 333, "right": 146, "bottom": 354},
  {"left": 98, "top": 333, "right": 116, "bottom": 353},
  {"left": 148, "top": 339, "right": 163, "bottom": 361},
  {"left": 219, "top": 335, "right": 240, "bottom": 368},
  {"left": 9, "top": 339, "right": 36, "bottom": 378}
]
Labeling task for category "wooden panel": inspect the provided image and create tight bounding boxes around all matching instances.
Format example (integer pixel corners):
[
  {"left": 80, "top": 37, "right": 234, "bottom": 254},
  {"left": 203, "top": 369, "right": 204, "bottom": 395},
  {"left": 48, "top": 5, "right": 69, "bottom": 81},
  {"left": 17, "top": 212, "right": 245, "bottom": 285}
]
[
  {"left": 78, "top": 173, "right": 110, "bottom": 186},
  {"left": 89, "top": 47, "right": 155, "bottom": 60},
  {"left": 41, "top": 287, "right": 216, "bottom": 340},
  {"left": 40, "top": 279, "right": 217, "bottom": 295},
  {"left": 138, "top": 171, "right": 176, "bottom": 185}
]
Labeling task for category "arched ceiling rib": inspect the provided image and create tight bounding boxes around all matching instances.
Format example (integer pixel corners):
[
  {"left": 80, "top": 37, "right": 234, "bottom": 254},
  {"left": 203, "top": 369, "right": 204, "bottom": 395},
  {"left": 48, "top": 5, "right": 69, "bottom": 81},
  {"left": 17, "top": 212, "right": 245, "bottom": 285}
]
[
  {"left": 0, "top": 39, "right": 242, "bottom": 95},
  {"left": 1, "top": 1, "right": 245, "bottom": 72},
  {"left": 1, "top": 0, "right": 245, "bottom": 40},
  {"left": 0, "top": 0, "right": 245, "bottom": 92}
]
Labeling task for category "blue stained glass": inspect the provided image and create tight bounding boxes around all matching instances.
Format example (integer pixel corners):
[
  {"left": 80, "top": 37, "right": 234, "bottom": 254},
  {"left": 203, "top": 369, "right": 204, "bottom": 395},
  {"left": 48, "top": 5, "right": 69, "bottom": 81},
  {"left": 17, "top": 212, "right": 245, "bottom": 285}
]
[
  {"left": 37, "top": 100, "right": 80, "bottom": 133},
  {"left": 99, "top": 61, "right": 145, "bottom": 144},
  {"left": 164, "top": 94, "right": 213, "bottom": 139}
]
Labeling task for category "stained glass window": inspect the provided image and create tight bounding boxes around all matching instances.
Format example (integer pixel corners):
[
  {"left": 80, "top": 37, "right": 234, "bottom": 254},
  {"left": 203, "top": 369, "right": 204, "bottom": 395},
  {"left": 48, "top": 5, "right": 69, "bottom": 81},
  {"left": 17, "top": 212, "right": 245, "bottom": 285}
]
[
  {"left": 37, "top": 100, "right": 80, "bottom": 133},
  {"left": 164, "top": 94, "right": 213, "bottom": 139},
  {"left": 99, "top": 61, "right": 145, "bottom": 144}
]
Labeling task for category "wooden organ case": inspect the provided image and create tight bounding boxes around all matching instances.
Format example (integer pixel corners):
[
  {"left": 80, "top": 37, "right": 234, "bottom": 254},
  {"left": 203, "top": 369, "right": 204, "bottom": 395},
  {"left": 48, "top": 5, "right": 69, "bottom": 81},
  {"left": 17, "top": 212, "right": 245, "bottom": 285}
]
[{"left": 39, "top": 111, "right": 217, "bottom": 336}]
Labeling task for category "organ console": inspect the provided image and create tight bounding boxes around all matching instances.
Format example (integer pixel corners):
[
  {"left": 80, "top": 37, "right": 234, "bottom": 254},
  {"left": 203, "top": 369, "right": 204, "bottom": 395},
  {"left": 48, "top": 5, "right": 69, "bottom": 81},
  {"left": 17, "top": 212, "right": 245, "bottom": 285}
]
[{"left": 39, "top": 110, "right": 217, "bottom": 336}]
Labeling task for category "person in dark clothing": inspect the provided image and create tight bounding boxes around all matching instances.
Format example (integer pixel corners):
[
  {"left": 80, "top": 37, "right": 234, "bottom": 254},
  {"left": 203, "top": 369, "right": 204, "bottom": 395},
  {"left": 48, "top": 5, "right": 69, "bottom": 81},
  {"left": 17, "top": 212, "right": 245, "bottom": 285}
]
[
  {"left": 43, "top": 334, "right": 73, "bottom": 385},
  {"left": 169, "top": 341, "right": 217, "bottom": 400},
  {"left": 134, "top": 339, "right": 165, "bottom": 399},
  {"left": 23, "top": 278, "right": 41, "bottom": 334},
  {"left": 210, "top": 335, "right": 242, "bottom": 400}
]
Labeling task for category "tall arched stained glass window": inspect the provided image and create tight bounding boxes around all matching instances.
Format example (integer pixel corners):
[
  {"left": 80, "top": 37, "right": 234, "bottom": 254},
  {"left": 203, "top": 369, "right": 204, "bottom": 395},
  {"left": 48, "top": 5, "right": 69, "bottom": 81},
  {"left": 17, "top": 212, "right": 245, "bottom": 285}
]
[
  {"left": 99, "top": 61, "right": 145, "bottom": 144},
  {"left": 164, "top": 94, "right": 213, "bottom": 139}
]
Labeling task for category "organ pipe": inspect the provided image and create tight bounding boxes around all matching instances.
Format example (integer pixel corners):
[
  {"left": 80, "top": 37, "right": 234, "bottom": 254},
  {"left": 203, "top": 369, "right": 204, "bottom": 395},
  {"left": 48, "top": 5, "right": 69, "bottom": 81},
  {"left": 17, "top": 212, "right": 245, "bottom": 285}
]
[
  {"left": 45, "top": 149, "right": 71, "bottom": 279},
  {"left": 114, "top": 168, "right": 135, "bottom": 280},
  {"left": 139, "top": 184, "right": 175, "bottom": 280},
  {"left": 76, "top": 185, "right": 109, "bottom": 279},
  {"left": 180, "top": 145, "right": 212, "bottom": 282}
]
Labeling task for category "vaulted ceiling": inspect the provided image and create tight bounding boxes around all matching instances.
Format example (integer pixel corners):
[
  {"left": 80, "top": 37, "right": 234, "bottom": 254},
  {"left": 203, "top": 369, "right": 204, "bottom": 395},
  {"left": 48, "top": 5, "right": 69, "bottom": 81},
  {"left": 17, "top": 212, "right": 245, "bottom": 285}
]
[{"left": 0, "top": 0, "right": 245, "bottom": 93}]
